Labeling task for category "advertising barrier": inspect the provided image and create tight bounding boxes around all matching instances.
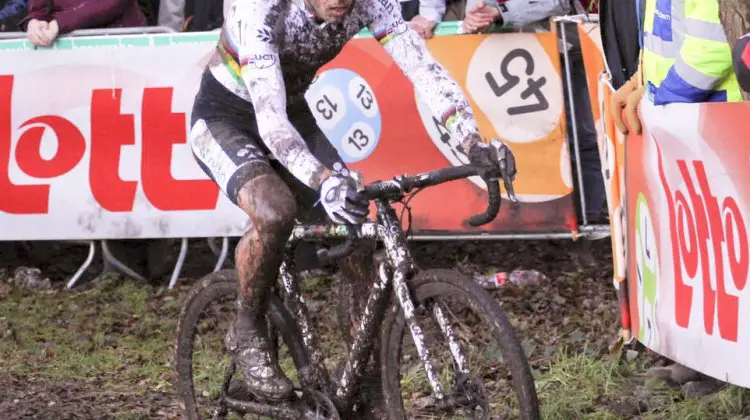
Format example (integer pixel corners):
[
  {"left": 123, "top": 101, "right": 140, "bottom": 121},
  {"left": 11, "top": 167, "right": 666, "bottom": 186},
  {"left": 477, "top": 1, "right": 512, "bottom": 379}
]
[
  {"left": 596, "top": 76, "right": 630, "bottom": 339},
  {"left": 625, "top": 99, "right": 750, "bottom": 388},
  {"left": 0, "top": 23, "right": 585, "bottom": 241}
]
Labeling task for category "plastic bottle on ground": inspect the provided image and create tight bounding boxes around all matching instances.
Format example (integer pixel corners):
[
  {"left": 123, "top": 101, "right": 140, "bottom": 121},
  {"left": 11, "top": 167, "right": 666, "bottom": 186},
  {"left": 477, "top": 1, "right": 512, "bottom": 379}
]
[{"left": 475, "top": 269, "right": 545, "bottom": 289}]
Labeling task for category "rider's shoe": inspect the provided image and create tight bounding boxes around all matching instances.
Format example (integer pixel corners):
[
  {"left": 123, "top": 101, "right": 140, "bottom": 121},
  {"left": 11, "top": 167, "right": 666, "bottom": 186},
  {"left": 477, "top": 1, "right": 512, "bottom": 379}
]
[{"left": 225, "top": 314, "right": 294, "bottom": 402}]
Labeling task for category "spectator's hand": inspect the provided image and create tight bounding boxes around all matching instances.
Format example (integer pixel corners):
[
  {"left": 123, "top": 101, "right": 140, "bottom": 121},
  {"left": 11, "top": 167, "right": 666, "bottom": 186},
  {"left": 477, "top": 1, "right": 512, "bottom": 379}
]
[
  {"left": 463, "top": 3, "right": 499, "bottom": 33},
  {"left": 610, "top": 78, "right": 645, "bottom": 135},
  {"left": 26, "top": 19, "right": 49, "bottom": 47},
  {"left": 610, "top": 78, "right": 635, "bottom": 134},
  {"left": 624, "top": 86, "right": 646, "bottom": 135},
  {"left": 42, "top": 20, "right": 60, "bottom": 46},
  {"left": 409, "top": 15, "right": 437, "bottom": 39}
]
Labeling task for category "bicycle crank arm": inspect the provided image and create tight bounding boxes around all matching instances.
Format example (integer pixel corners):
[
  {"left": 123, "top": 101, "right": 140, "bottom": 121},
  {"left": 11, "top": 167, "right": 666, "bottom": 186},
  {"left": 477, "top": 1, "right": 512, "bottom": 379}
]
[
  {"left": 224, "top": 388, "right": 341, "bottom": 420},
  {"left": 223, "top": 396, "right": 302, "bottom": 419}
]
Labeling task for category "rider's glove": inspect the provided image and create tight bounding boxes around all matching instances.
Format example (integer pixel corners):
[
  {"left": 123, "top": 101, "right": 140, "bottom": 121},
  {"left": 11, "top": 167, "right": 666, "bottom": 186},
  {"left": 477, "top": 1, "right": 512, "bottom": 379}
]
[
  {"left": 467, "top": 141, "right": 501, "bottom": 178},
  {"left": 467, "top": 138, "right": 519, "bottom": 202},
  {"left": 319, "top": 173, "right": 369, "bottom": 224}
]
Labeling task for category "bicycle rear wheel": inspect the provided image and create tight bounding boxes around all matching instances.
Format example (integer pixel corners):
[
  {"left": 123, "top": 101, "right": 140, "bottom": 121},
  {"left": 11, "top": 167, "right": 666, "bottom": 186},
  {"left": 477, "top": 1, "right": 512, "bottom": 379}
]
[
  {"left": 174, "top": 269, "right": 310, "bottom": 419},
  {"left": 380, "top": 268, "right": 540, "bottom": 420}
]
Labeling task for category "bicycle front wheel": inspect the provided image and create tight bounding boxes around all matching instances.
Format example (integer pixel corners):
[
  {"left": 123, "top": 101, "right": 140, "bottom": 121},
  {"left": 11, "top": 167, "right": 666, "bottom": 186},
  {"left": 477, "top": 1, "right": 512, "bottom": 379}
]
[{"left": 380, "top": 268, "right": 540, "bottom": 420}]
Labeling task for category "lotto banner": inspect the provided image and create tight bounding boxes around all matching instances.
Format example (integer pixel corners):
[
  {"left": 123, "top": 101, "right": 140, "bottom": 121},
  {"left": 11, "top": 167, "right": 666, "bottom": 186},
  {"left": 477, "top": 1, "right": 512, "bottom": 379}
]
[
  {"left": 0, "top": 23, "right": 579, "bottom": 241},
  {"left": 626, "top": 99, "right": 750, "bottom": 387}
]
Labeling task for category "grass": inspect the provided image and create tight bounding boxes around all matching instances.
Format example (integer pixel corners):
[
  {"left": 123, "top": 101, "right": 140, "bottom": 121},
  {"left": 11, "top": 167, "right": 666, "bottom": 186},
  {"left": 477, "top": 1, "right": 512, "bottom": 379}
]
[
  {"left": 1, "top": 275, "right": 749, "bottom": 419},
  {"left": 0, "top": 276, "right": 178, "bottom": 394},
  {"left": 536, "top": 345, "right": 750, "bottom": 419}
]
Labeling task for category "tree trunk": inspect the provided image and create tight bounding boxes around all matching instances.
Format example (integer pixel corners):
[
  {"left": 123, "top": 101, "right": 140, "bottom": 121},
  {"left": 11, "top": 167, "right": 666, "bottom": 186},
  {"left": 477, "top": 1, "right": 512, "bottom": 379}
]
[{"left": 718, "top": 0, "right": 750, "bottom": 100}]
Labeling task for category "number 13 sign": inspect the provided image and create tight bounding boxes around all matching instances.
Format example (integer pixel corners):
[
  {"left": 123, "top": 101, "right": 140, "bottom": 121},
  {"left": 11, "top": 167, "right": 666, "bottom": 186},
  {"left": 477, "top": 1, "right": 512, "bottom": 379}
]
[{"left": 305, "top": 68, "right": 382, "bottom": 163}]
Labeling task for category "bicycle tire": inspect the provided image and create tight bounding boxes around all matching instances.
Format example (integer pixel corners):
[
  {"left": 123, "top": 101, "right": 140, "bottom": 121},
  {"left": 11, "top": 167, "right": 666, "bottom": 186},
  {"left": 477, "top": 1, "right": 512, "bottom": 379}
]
[
  {"left": 174, "top": 269, "right": 310, "bottom": 420},
  {"left": 380, "top": 268, "right": 540, "bottom": 420}
]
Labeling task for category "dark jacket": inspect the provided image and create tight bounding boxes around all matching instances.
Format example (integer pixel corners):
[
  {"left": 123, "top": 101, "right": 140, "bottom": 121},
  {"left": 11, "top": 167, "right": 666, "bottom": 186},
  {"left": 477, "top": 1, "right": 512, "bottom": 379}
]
[
  {"left": 599, "top": 0, "right": 642, "bottom": 89},
  {"left": 20, "top": 0, "right": 146, "bottom": 34},
  {"left": 734, "top": 35, "right": 750, "bottom": 93}
]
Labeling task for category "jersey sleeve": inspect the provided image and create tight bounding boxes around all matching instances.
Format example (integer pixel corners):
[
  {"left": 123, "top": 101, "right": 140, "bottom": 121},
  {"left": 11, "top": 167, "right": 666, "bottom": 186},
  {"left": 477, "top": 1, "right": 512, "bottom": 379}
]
[
  {"left": 225, "top": 0, "right": 329, "bottom": 190},
  {"left": 367, "top": 0, "right": 481, "bottom": 152}
]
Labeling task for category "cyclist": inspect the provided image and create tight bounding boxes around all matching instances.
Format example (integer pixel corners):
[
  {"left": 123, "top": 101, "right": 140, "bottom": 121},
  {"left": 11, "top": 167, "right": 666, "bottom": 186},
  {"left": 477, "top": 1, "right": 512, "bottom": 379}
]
[{"left": 188, "top": 0, "right": 508, "bottom": 404}]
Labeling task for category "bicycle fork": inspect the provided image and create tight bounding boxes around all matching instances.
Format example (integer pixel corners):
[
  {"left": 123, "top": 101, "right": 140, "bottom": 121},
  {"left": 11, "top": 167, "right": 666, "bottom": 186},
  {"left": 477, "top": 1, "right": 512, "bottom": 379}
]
[
  {"left": 391, "top": 265, "right": 446, "bottom": 400},
  {"left": 378, "top": 201, "right": 469, "bottom": 403}
]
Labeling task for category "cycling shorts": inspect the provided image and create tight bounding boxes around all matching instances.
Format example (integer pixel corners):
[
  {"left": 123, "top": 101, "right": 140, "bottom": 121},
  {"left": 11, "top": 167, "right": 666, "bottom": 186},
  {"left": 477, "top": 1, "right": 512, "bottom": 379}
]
[{"left": 189, "top": 69, "right": 346, "bottom": 214}]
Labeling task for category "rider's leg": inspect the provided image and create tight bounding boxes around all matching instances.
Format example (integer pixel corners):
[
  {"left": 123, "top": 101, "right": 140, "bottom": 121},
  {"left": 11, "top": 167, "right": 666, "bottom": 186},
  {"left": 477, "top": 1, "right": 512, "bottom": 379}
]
[
  {"left": 190, "top": 112, "right": 296, "bottom": 400},
  {"left": 228, "top": 172, "right": 298, "bottom": 400}
]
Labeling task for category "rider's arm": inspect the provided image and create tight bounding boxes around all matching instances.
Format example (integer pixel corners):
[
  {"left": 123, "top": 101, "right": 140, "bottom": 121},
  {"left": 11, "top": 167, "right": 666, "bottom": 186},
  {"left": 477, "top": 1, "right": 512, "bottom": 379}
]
[
  {"left": 367, "top": 0, "right": 482, "bottom": 152},
  {"left": 228, "top": 0, "right": 330, "bottom": 190}
]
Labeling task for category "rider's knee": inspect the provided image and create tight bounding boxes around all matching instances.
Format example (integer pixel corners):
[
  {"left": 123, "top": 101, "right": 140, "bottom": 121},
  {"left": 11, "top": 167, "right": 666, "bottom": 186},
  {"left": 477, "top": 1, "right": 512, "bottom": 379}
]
[{"left": 238, "top": 174, "right": 298, "bottom": 238}]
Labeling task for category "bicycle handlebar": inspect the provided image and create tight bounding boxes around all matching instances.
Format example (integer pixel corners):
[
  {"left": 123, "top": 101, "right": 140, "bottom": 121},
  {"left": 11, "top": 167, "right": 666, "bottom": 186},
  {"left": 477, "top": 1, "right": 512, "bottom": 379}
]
[
  {"left": 360, "top": 164, "right": 505, "bottom": 228},
  {"left": 316, "top": 163, "right": 509, "bottom": 265}
]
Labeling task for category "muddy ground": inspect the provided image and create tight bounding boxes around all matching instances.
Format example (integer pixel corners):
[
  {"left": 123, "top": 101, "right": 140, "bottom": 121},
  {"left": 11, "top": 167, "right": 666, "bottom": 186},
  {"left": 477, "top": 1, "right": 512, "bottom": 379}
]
[{"left": 1, "top": 238, "right": 749, "bottom": 419}]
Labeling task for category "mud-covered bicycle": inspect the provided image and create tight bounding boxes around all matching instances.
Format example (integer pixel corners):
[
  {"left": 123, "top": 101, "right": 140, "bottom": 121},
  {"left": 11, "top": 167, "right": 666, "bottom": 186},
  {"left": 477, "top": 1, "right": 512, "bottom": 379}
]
[{"left": 174, "top": 147, "right": 541, "bottom": 419}]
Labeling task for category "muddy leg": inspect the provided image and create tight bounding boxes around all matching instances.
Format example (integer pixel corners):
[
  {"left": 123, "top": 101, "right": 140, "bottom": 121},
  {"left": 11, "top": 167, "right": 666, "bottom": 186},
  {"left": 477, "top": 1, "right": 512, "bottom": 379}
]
[{"left": 225, "top": 173, "right": 297, "bottom": 402}]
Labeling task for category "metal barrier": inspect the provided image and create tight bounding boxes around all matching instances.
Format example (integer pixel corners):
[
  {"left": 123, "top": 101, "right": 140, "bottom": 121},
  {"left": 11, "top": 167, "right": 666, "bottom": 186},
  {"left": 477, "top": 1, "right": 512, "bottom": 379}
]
[
  {"left": 2, "top": 17, "right": 611, "bottom": 290},
  {"left": 0, "top": 25, "right": 175, "bottom": 40}
]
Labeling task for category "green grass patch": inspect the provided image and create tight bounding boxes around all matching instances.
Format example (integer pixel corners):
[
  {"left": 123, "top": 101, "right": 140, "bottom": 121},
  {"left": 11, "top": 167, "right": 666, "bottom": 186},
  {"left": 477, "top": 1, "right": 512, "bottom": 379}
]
[
  {"left": 535, "top": 345, "right": 750, "bottom": 419},
  {"left": 0, "top": 277, "right": 179, "bottom": 394}
]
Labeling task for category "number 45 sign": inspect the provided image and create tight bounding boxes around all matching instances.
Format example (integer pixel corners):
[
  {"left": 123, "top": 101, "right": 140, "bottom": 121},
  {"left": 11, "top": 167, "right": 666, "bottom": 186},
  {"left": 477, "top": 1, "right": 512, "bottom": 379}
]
[{"left": 305, "top": 68, "right": 382, "bottom": 163}]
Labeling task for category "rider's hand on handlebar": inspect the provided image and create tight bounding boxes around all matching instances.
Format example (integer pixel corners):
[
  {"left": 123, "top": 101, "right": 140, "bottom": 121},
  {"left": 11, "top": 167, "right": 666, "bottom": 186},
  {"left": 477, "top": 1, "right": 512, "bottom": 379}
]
[
  {"left": 490, "top": 139, "right": 518, "bottom": 203},
  {"left": 466, "top": 138, "right": 519, "bottom": 203},
  {"left": 319, "top": 168, "right": 369, "bottom": 225},
  {"left": 467, "top": 141, "right": 501, "bottom": 179}
]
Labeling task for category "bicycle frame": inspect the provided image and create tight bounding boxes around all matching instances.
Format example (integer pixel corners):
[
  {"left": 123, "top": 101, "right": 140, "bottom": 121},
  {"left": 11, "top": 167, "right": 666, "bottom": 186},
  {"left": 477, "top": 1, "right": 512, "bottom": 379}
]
[{"left": 276, "top": 198, "right": 457, "bottom": 414}]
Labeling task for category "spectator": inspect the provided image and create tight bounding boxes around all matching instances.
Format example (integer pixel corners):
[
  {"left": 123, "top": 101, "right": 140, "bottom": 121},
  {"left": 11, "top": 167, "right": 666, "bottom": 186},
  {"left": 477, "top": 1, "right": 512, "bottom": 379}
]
[
  {"left": 599, "top": 0, "right": 642, "bottom": 89},
  {"left": 400, "top": 0, "right": 419, "bottom": 22},
  {"left": 0, "top": 0, "right": 28, "bottom": 32},
  {"left": 19, "top": 0, "right": 147, "bottom": 47},
  {"left": 405, "top": 0, "right": 465, "bottom": 39},
  {"left": 733, "top": 33, "right": 750, "bottom": 93},
  {"left": 158, "top": 0, "right": 226, "bottom": 32},
  {"left": 461, "top": 0, "right": 569, "bottom": 33},
  {"left": 642, "top": 0, "right": 741, "bottom": 106},
  {"left": 612, "top": 0, "right": 744, "bottom": 136},
  {"left": 157, "top": 0, "right": 183, "bottom": 31}
]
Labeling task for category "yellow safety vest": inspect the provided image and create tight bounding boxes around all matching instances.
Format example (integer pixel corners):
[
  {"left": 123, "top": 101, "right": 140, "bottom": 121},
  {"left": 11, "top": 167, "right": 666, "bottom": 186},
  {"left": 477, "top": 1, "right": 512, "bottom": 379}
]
[{"left": 642, "top": 0, "right": 742, "bottom": 104}]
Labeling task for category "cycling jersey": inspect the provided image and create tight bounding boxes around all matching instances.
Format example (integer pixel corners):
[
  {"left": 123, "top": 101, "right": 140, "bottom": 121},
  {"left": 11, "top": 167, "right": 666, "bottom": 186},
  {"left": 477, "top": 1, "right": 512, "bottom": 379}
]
[{"left": 202, "top": 0, "right": 480, "bottom": 192}]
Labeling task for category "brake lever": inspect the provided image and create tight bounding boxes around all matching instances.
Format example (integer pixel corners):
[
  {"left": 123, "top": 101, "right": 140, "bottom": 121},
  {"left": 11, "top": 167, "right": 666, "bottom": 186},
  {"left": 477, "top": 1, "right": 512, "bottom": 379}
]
[{"left": 491, "top": 140, "right": 519, "bottom": 204}]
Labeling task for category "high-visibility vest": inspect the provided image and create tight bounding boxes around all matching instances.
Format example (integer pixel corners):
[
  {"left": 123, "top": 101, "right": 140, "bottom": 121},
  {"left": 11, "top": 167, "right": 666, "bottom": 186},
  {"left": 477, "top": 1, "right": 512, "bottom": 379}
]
[{"left": 642, "top": 0, "right": 742, "bottom": 104}]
